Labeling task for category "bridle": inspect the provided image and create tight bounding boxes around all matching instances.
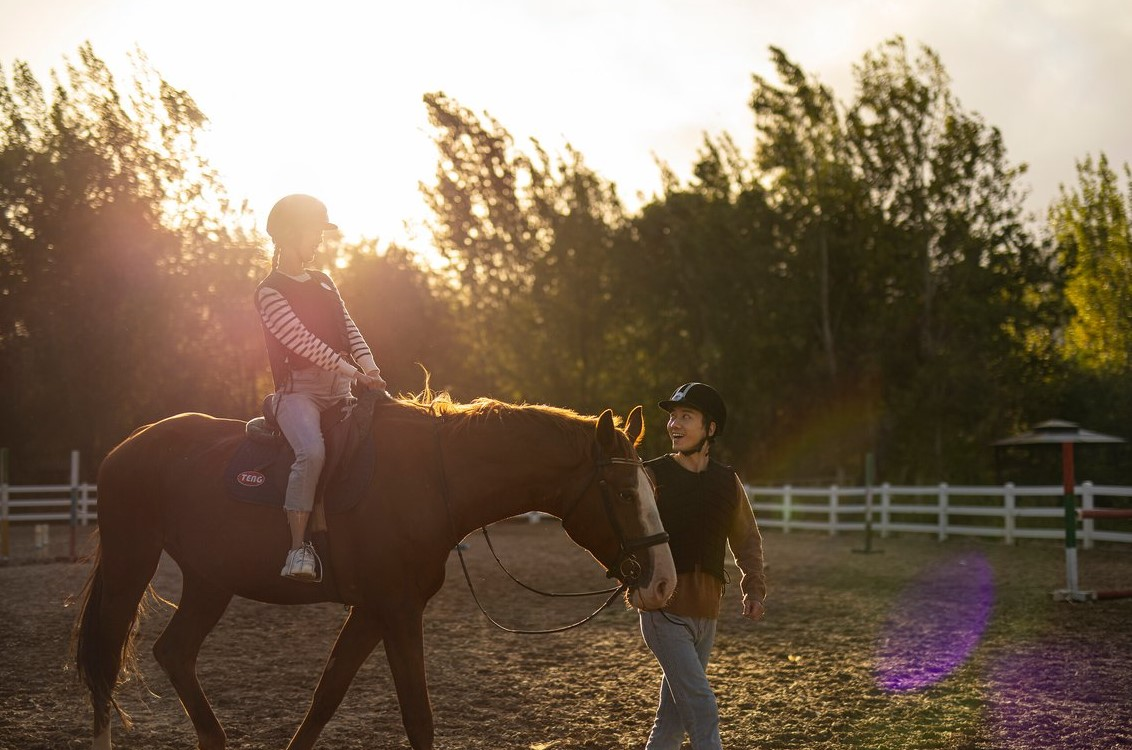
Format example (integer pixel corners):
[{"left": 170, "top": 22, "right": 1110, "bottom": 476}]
[
  {"left": 434, "top": 422, "right": 669, "bottom": 634},
  {"left": 559, "top": 448, "right": 670, "bottom": 586}
]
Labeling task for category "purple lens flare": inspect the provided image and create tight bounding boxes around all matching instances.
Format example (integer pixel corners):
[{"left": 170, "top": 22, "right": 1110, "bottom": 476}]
[
  {"left": 985, "top": 638, "right": 1132, "bottom": 748},
  {"left": 874, "top": 551, "right": 995, "bottom": 692}
]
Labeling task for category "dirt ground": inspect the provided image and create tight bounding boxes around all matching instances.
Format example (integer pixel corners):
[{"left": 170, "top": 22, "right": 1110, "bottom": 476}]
[{"left": 2, "top": 521, "right": 1131, "bottom": 750}]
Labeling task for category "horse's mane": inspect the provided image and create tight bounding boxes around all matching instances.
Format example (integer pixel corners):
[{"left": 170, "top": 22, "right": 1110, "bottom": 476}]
[
  {"left": 394, "top": 388, "right": 619, "bottom": 451},
  {"left": 398, "top": 388, "right": 594, "bottom": 424}
]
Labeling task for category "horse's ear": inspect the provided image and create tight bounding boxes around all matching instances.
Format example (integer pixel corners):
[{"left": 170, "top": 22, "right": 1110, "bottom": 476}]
[
  {"left": 625, "top": 405, "right": 645, "bottom": 448},
  {"left": 596, "top": 409, "right": 617, "bottom": 452}
]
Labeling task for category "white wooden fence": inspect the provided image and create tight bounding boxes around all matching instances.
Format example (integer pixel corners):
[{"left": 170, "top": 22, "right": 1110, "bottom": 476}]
[
  {"left": 0, "top": 447, "right": 97, "bottom": 559},
  {"left": 747, "top": 481, "right": 1132, "bottom": 548},
  {"left": 3, "top": 480, "right": 1131, "bottom": 549},
  {"left": 0, "top": 482, "right": 99, "bottom": 524}
]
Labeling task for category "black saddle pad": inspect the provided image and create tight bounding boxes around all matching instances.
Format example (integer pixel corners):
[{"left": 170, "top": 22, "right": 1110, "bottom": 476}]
[
  {"left": 224, "top": 399, "right": 379, "bottom": 514},
  {"left": 225, "top": 438, "right": 291, "bottom": 505}
]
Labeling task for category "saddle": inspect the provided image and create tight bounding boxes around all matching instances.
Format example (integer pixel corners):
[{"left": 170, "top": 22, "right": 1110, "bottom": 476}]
[{"left": 224, "top": 389, "right": 383, "bottom": 515}]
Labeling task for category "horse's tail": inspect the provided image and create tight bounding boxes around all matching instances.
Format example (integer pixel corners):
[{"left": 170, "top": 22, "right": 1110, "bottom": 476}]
[
  {"left": 73, "top": 539, "right": 167, "bottom": 732},
  {"left": 72, "top": 424, "right": 170, "bottom": 736},
  {"left": 71, "top": 543, "right": 126, "bottom": 729}
]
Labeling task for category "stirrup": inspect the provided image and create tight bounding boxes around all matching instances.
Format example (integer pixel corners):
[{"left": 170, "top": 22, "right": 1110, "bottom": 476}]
[
  {"left": 303, "top": 541, "right": 324, "bottom": 583},
  {"left": 281, "top": 544, "right": 321, "bottom": 583}
]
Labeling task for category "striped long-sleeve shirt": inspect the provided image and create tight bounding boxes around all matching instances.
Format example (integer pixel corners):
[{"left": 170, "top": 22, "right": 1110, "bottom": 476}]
[{"left": 255, "top": 273, "right": 378, "bottom": 379}]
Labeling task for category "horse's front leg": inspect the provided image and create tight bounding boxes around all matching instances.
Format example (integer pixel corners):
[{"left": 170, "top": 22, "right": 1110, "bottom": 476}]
[
  {"left": 383, "top": 604, "right": 434, "bottom": 750},
  {"left": 286, "top": 606, "right": 385, "bottom": 750}
]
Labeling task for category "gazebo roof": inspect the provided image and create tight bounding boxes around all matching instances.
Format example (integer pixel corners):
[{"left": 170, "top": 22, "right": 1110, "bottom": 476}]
[{"left": 993, "top": 419, "right": 1126, "bottom": 446}]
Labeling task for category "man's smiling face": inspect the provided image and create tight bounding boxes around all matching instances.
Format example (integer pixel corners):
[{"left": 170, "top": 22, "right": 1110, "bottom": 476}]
[{"left": 667, "top": 405, "right": 713, "bottom": 453}]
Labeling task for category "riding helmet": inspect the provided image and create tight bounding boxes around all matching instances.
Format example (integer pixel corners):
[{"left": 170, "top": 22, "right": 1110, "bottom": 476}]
[
  {"left": 266, "top": 194, "right": 337, "bottom": 243},
  {"left": 659, "top": 382, "right": 727, "bottom": 435}
]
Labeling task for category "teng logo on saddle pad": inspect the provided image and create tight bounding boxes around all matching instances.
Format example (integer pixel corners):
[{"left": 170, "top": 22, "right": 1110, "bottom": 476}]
[{"left": 236, "top": 471, "right": 266, "bottom": 487}]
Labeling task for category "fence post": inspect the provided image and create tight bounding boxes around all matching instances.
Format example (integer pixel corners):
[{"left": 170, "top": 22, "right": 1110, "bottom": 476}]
[
  {"left": 1, "top": 447, "right": 9, "bottom": 561},
  {"left": 1003, "top": 482, "right": 1016, "bottom": 545},
  {"left": 783, "top": 486, "right": 792, "bottom": 534},
  {"left": 69, "top": 450, "right": 80, "bottom": 561},
  {"left": 880, "top": 483, "right": 891, "bottom": 538},
  {"left": 1081, "top": 481, "right": 1095, "bottom": 550},
  {"left": 938, "top": 483, "right": 949, "bottom": 541},
  {"left": 829, "top": 485, "right": 839, "bottom": 536},
  {"left": 853, "top": 452, "right": 882, "bottom": 554},
  {"left": 80, "top": 483, "right": 91, "bottom": 526}
]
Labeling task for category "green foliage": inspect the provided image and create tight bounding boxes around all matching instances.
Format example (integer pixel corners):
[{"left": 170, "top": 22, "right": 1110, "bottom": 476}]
[
  {"left": 0, "top": 45, "right": 262, "bottom": 479},
  {"left": 3, "top": 40, "right": 1128, "bottom": 488},
  {"left": 1053, "top": 154, "right": 1132, "bottom": 372},
  {"left": 623, "top": 141, "right": 782, "bottom": 465},
  {"left": 746, "top": 46, "right": 884, "bottom": 480},
  {"left": 1034, "top": 154, "right": 1132, "bottom": 471},
  {"left": 842, "top": 38, "right": 1055, "bottom": 481},
  {"left": 413, "top": 39, "right": 1116, "bottom": 484},
  {"left": 329, "top": 240, "right": 464, "bottom": 396},
  {"left": 421, "top": 92, "right": 640, "bottom": 412}
]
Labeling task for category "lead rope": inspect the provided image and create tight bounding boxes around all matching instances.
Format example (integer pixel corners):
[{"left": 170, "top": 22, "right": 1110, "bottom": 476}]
[{"left": 431, "top": 421, "right": 629, "bottom": 634}]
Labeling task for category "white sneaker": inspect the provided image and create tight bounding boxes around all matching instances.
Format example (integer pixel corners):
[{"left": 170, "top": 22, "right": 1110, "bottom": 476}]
[{"left": 281, "top": 545, "right": 317, "bottom": 581}]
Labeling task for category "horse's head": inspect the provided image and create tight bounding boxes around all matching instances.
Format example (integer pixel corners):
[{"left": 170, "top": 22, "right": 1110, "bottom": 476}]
[{"left": 561, "top": 406, "right": 676, "bottom": 611}]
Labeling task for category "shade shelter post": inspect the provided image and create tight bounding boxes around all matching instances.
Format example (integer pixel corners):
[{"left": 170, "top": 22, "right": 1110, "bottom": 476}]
[{"left": 993, "top": 420, "right": 1125, "bottom": 602}]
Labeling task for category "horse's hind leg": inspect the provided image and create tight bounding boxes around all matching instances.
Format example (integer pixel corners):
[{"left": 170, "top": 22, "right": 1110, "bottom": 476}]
[
  {"left": 152, "top": 571, "right": 233, "bottom": 750},
  {"left": 286, "top": 606, "right": 384, "bottom": 750}
]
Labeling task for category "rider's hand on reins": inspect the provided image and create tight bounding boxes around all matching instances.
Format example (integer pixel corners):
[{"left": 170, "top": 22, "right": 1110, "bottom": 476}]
[{"left": 355, "top": 369, "right": 387, "bottom": 391}]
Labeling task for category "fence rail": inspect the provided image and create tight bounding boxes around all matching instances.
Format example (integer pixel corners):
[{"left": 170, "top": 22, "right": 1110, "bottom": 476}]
[
  {"left": 3, "top": 480, "right": 1132, "bottom": 550},
  {"left": 747, "top": 481, "right": 1132, "bottom": 548},
  {"left": 0, "top": 483, "right": 99, "bottom": 524}
]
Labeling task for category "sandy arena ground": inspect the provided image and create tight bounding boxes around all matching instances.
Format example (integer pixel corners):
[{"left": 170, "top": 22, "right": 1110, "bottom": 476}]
[{"left": 1, "top": 520, "right": 1131, "bottom": 749}]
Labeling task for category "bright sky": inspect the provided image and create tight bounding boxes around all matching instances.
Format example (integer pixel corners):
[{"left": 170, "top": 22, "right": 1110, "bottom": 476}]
[{"left": 3, "top": 0, "right": 1131, "bottom": 252}]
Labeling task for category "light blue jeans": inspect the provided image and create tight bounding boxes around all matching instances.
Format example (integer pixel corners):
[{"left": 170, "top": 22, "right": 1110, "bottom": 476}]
[
  {"left": 274, "top": 367, "right": 352, "bottom": 513},
  {"left": 640, "top": 610, "right": 721, "bottom": 750}
]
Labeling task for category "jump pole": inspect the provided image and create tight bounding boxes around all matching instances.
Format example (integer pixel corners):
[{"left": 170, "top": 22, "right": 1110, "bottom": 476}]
[
  {"left": 1076, "top": 506, "right": 1132, "bottom": 600},
  {"left": 1079, "top": 508, "right": 1132, "bottom": 520}
]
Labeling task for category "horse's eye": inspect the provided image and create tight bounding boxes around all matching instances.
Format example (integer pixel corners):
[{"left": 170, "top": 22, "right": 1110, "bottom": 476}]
[{"left": 619, "top": 490, "right": 635, "bottom": 503}]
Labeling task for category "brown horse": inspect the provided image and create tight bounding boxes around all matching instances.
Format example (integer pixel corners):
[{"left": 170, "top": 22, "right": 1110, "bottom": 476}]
[{"left": 73, "top": 393, "right": 675, "bottom": 750}]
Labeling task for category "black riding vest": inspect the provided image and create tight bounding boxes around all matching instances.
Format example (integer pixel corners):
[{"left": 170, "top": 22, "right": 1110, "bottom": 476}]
[
  {"left": 646, "top": 455, "right": 738, "bottom": 582},
  {"left": 257, "top": 270, "right": 349, "bottom": 389}
]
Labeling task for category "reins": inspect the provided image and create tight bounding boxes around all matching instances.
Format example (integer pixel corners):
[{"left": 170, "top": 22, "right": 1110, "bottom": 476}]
[
  {"left": 480, "top": 525, "right": 621, "bottom": 597},
  {"left": 431, "top": 418, "right": 657, "bottom": 635},
  {"left": 453, "top": 545, "right": 628, "bottom": 635}
]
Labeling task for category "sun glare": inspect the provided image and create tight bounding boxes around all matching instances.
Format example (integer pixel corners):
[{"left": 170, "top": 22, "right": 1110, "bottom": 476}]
[{"left": 74, "top": 2, "right": 462, "bottom": 268}]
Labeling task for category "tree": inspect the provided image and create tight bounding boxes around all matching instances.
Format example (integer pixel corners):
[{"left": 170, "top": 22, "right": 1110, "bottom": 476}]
[
  {"left": 1037, "top": 154, "right": 1132, "bottom": 466},
  {"left": 420, "top": 92, "right": 634, "bottom": 410},
  {"left": 0, "top": 45, "right": 262, "bottom": 479},
  {"left": 1053, "top": 154, "right": 1132, "bottom": 373},
  {"left": 623, "top": 136, "right": 785, "bottom": 467},
  {"left": 415, "top": 42, "right": 1071, "bottom": 484},
  {"left": 330, "top": 240, "right": 464, "bottom": 396},
  {"left": 845, "top": 37, "right": 1053, "bottom": 481},
  {"left": 748, "top": 47, "right": 882, "bottom": 481}
]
